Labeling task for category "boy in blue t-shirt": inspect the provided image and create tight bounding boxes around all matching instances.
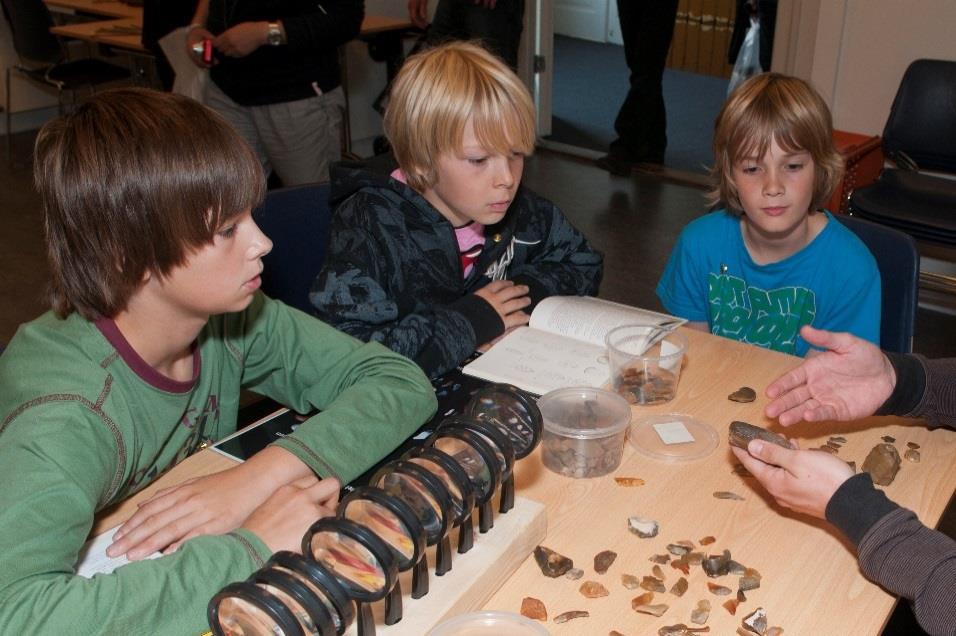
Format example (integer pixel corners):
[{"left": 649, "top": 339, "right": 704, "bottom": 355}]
[{"left": 657, "top": 73, "right": 880, "bottom": 356}]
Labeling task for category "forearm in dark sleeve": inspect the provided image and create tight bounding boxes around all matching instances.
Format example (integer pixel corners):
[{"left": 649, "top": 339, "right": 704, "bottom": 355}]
[
  {"left": 282, "top": 0, "right": 364, "bottom": 50},
  {"left": 879, "top": 354, "right": 956, "bottom": 428}
]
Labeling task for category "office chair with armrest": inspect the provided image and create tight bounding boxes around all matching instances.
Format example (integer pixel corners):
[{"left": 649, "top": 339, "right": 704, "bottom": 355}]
[
  {"left": 253, "top": 182, "right": 333, "bottom": 314},
  {"left": 837, "top": 215, "right": 920, "bottom": 354},
  {"left": 2, "top": 0, "right": 131, "bottom": 160},
  {"left": 849, "top": 59, "right": 956, "bottom": 247}
]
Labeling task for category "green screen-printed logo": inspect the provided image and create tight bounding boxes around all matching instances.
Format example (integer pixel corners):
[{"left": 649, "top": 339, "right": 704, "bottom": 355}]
[{"left": 707, "top": 272, "right": 816, "bottom": 354}]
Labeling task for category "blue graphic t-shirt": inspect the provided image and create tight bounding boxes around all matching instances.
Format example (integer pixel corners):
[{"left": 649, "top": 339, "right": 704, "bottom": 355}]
[{"left": 656, "top": 210, "right": 881, "bottom": 356}]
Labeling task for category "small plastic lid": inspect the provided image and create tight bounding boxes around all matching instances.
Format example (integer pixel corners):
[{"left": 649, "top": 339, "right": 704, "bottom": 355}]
[
  {"left": 426, "top": 611, "right": 550, "bottom": 635},
  {"left": 629, "top": 413, "right": 718, "bottom": 462},
  {"left": 537, "top": 387, "right": 631, "bottom": 439}
]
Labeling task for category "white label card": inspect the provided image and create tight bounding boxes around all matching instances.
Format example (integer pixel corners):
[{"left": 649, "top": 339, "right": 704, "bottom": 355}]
[{"left": 653, "top": 421, "right": 696, "bottom": 445}]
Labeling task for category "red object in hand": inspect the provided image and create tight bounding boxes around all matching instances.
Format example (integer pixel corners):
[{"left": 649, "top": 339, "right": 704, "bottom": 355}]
[{"left": 202, "top": 38, "right": 213, "bottom": 64}]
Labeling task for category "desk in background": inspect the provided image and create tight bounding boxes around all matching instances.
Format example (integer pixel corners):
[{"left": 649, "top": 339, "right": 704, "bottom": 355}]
[{"left": 96, "top": 328, "right": 956, "bottom": 634}]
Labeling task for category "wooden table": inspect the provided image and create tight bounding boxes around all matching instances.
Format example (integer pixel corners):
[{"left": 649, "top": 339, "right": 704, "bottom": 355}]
[
  {"left": 45, "top": 0, "right": 141, "bottom": 20},
  {"left": 49, "top": 18, "right": 146, "bottom": 53},
  {"left": 96, "top": 328, "right": 956, "bottom": 634}
]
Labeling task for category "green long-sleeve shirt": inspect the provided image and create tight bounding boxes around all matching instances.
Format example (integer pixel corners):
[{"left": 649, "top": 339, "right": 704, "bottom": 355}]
[{"left": 0, "top": 292, "right": 436, "bottom": 634}]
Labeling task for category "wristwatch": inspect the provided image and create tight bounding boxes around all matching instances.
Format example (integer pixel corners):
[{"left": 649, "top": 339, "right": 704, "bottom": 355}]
[{"left": 266, "top": 22, "right": 284, "bottom": 46}]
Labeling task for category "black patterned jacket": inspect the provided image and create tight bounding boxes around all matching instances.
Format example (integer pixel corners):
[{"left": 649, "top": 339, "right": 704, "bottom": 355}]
[{"left": 310, "top": 161, "right": 603, "bottom": 378}]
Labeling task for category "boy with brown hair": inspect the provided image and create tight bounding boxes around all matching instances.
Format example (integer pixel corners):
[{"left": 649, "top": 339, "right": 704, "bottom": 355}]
[
  {"left": 0, "top": 88, "right": 435, "bottom": 634},
  {"left": 310, "top": 41, "right": 603, "bottom": 378},
  {"left": 657, "top": 72, "right": 881, "bottom": 356}
]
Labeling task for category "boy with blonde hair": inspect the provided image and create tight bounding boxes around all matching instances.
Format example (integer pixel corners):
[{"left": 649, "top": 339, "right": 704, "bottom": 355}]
[
  {"left": 0, "top": 88, "right": 435, "bottom": 634},
  {"left": 311, "top": 41, "right": 603, "bottom": 378},
  {"left": 657, "top": 73, "right": 880, "bottom": 356}
]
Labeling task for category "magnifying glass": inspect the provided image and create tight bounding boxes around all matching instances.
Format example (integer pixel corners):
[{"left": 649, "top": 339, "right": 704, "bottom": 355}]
[
  {"left": 266, "top": 551, "right": 356, "bottom": 636},
  {"left": 424, "top": 426, "right": 502, "bottom": 534},
  {"left": 438, "top": 415, "right": 515, "bottom": 516},
  {"left": 208, "top": 580, "right": 304, "bottom": 636},
  {"left": 339, "top": 486, "right": 427, "bottom": 624},
  {"left": 465, "top": 383, "right": 543, "bottom": 461},
  {"left": 302, "top": 518, "right": 399, "bottom": 636},
  {"left": 403, "top": 445, "right": 477, "bottom": 554},
  {"left": 250, "top": 568, "right": 337, "bottom": 636},
  {"left": 370, "top": 460, "right": 456, "bottom": 577}
]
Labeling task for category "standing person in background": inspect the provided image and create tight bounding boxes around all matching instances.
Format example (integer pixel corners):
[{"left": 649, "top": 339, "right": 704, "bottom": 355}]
[
  {"left": 186, "top": 0, "right": 363, "bottom": 186},
  {"left": 596, "top": 1, "right": 679, "bottom": 175},
  {"left": 407, "top": 0, "right": 524, "bottom": 70}
]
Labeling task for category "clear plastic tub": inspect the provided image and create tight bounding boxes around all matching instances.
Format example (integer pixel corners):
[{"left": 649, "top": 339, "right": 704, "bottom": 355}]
[
  {"left": 537, "top": 387, "right": 632, "bottom": 478},
  {"left": 427, "top": 611, "right": 550, "bottom": 635}
]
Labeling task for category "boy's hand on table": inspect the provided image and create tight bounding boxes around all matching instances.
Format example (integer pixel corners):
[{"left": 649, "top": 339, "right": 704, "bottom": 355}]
[
  {"left": 474, "top": 280, "right": 531, "bottom": 331},
  {"left": 732, "top": 440, "right": 854, "bottom": 520},
  {"left": 243, "top": 476, "right": 340, "bottom": 554},
  {"left": 764, "top": 326, "right": 896, "bottom": 426},
  {"left": 108, "top": 446, "right": 316, "bottom": 560}
]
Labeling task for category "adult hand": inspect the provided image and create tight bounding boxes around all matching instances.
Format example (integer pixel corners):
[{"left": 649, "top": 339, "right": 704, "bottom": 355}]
[
  {"left": 214, "top": 22, "right": 270, "bottom": 58},
  {"left": 185, "top": 26, "right": 215, "bottom": 68},
  {"left": 732, "top": 440, "right": 854, "bottom": 519},
  {"left": 407, "top": 0, "right": 430, "bottom": 29},
  {"left": 474, "top": 280, "right": 531, "bottom": 332},
  {"left": 765, "top": 325, "right": 896, "bottom": 426},
  {"left": 242, "top": 476, "right": 340, "bottom": 554},
  {"left": 108, "top": 446, "right": 313, "bottom": 560}
]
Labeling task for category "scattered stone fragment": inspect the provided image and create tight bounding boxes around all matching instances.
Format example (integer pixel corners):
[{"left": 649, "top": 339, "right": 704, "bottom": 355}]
[
  {"left": 622, "top": 573, "right": 640, "bottom": 589},
  {"left": 707, "top": 582, "right": 732, "bottom": 596},
  {"left": 520, "top": 597, "right": 547, "bottom": 622},
  {"left": 743, "top": 567, "right": 762, "bottom": 580},
  {"left": 699, "top": 536, "right": 716, "bottom": 546},
  {"left": 580, "top": 580, "right": 610, "bottom": 598},
  {"left": 815, "top": 445, "right": 838, "bottom": 454},
  {"left": 553, "top": 610, "right": 589, "bottom": 624},
  {"left": 825, "top": 441, "right": 842, "bottom": 451},
  {"left": 641, "top": 576, "right": 666, "bottom": 593},
  {"left": 652, "top": 564, "right": 666, "bottom": 580},
  {"left": 862, "top": 443, "right": 902, "bottom": 485},
  {"left": 686, "top": 552, "right": 705, "bottom": 566},
  {"left": 723, "top": 598, "right": 739, "bottom": 615},
  {"left": 615, "top": 477, "right": 646, "bottom": 487},
  {"left": 610, "top": 631, "right": 626, "bottom": 636},
  {"left": 650, "top": 553, "right": 671, "bottom": 564},
  {"left": 659, "top": 624, "right": 711, "bottom": 635},
  {"left": 628, "top": 516, "right": 660, "bottom": 538},
  {"left": 728, "top": 387, "right": 757, "bottom": 403},
  {"left": 729, "top": 421, "right": 791, "bottom": 450},
  {"left": 670, "top": 576, "right": 688, "bottom": 597},
  {"left": 736, "top": 589, "right": 746, "bottom": 603},
  {"left": 634, "top": 603, "right": 670, "bottom": 617},
  {"left": 738, "top": 575, "right": 761, "bottom": 592},
  {"left": 907, "top": 442, "right": 920, "bottom": 450},
  {"left": 594, "top": 550, "right": 617, "bottom": 574},
  {"left": 742, "top": 607, "right": 768, "bottom": 635},
  {"left": 882, "top": 435, "right": 896, "bottom": 443},
  {"left": 676, "top": 540, "right": 696, "bottom": 550},
  {"left": 670, "top": 557, "right": 690, "bottom": 575},
  {"left": 904, "top": 449, "right": 921, "bottom": 463},
  {"left": 565, "top": 567, "right": 584, "bottom": 580},
  {"left": 766, "top": 627, "right": 784, "bottom": 636},
  {"left": 691, "top": 599, "right": 711, "bottom": 625},
  {"left": 726, "top": 560, "right": 746, "bottom": 576},
  {"left": 702, "top": 551, "right": 731, "bottom": 577},
  {"left": 829, "top": 436, "right": 847, "bottom": 444},
  {"left": 533, "top": 545, "right": 573, "bottom": 578},
  {"left": 631, "top": 591, "right": 654, "bottom": 607},
  {"left": 667, "top": 543, "right": 691, "bottom": 556}
]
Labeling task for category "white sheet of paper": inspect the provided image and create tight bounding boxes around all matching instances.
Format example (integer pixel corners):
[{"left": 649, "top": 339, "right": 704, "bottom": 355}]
[
  {"left": 653, "top": 421, "right": 696, "bottom": 445},
  {"left": 75, "top": 526, "right": 163, "bottom": 578}
]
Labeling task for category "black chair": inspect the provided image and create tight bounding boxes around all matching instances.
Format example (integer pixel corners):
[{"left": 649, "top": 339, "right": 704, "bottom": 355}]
[
  {"left": 253, "top": 182, "right": 333, "bottom": 314},
  {"left": 837, "top": 215, "right": 920, "bottom": 354},
  {"left": 2, "top": 0, "right": 131, "bottom": 160},
  {"left": 849, "top": 59, "right": 956, "bottom": 246}
]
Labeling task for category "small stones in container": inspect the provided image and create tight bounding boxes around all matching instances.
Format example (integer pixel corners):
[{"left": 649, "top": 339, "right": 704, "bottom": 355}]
[{"left": 520, "top": 597, "right": 547, "bottom": 622}]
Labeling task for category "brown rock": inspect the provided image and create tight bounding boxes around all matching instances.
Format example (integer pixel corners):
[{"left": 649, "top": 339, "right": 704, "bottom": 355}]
[
  {"left": 615, "top": 477, "right": 646, "bottom": 487},
  {"left": 520, "top": 597, "right": 547, "bottom": 622},
  {"left": 580, "top": 580, "right": 610, "bottom": 598},
  {"left": 728, "top": 386, "right": 757, "bottom": 403},
  {"left": 594, "top": 549, "right": 617, "bottom": 574},
  {"left": 533, "top": 545, "right": 573, "bottom": 578},
  {"left": 553, "top": 610, "right": 589, "bottom": 624},
  {"left": 862, "top": 443, "right": 902, "bottom": 485},
  {"left": 670, "top": 576, "right": 689, "bottom": 597}
]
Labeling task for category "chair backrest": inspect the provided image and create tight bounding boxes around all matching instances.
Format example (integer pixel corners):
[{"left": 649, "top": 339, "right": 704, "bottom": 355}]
[
  {"left": 253, "top": 182, "right": 333, "bottom": 314},
  {"left": 838, "top": 215, "right": 919, "bottom": 353},
  {"left": 882, "top": 59, "right": 956, "bottom": 173},
  {"left": 1, "top": 0, "right": 60, "bottom": 63}
]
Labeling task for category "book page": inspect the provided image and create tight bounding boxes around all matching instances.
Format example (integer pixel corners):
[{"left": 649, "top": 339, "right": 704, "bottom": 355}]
[
  {"left": 461, "top": 327, "right": 609, "bottom": 396},
  {"left": 75, "top": 526, "right": 163, "bottom": 578},
  {"left": 529, "top": 296, "right": 684, "bottom": 347}
]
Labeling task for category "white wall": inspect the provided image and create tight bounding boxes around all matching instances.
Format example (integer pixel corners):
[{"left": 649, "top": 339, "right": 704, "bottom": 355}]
[{"left": 774, "top": 0, "right": 956, "bottom": 135}]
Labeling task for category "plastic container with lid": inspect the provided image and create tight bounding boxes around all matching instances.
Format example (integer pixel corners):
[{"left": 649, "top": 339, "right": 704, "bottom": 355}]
[
  {"left": 537, "top": 386, "right": 632, "bottom": 478},
  {"left": 426, "top": 611, "right": 550, "bottom": 636}
]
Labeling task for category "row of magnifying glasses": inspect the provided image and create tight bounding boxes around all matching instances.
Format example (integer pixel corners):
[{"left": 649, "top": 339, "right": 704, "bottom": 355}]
[{"left": 209, "top": 383, "right": 543, "bottom": 636}]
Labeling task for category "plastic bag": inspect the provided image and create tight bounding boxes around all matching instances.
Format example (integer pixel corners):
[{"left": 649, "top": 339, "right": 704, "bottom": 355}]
[
  {"left": 727, "top": 16, "right": 762, "bottom": 96},
  {"left": 159, "top": 26, "right": 208, "bottom": 102}
]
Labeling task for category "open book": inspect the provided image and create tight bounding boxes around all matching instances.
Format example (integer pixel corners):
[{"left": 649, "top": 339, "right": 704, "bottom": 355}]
[{"left": 462, "top": 296, "right": 685, "bottom": 396}]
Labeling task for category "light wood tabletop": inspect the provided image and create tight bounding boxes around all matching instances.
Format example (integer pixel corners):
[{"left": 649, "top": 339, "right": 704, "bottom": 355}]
[
  {"left": 50, "top": 18, "right": 146, "bottom": 53},
  {"left": 95, "top": 328, "right": 956, "bottom": 634},
  {"left": 45, "top": 0, "right": 142, "bottom": 20}
]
